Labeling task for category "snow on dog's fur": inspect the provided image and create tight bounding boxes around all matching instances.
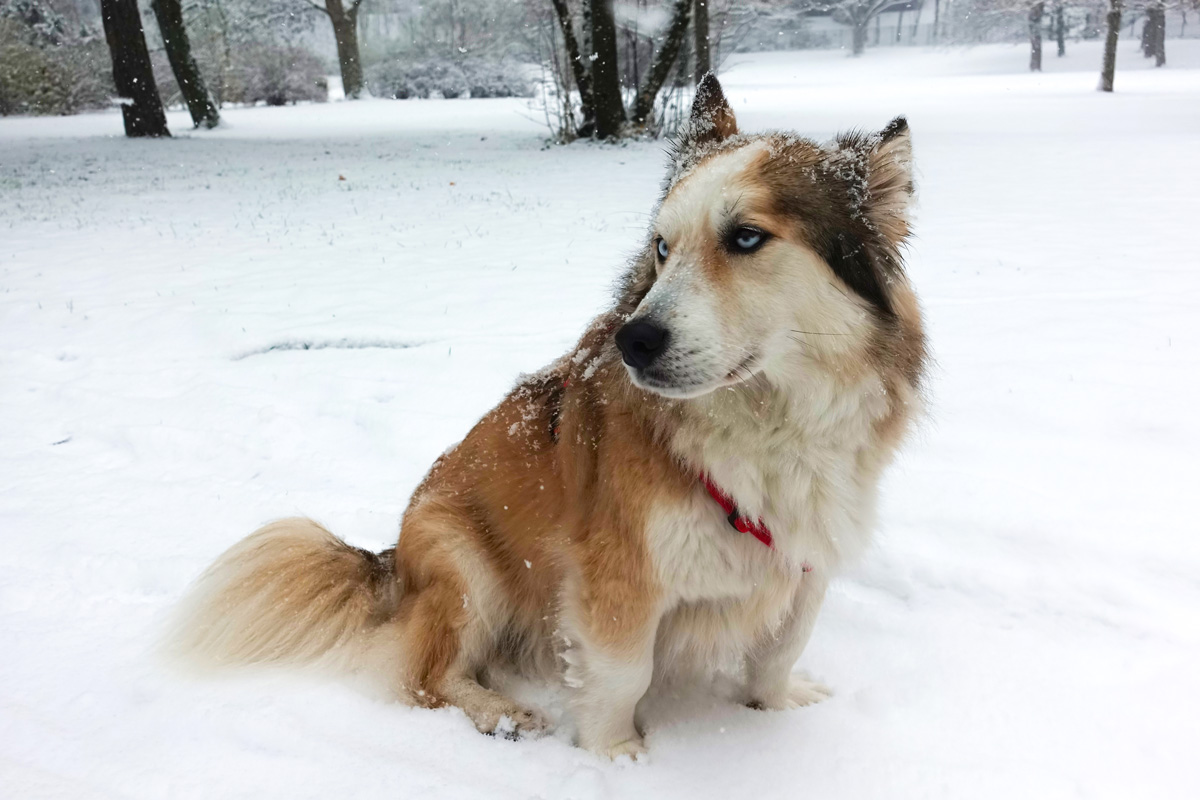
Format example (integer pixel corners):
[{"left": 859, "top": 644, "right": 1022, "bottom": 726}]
[{"left": 169, "top": 75, "right": 927, "bottom": 759}]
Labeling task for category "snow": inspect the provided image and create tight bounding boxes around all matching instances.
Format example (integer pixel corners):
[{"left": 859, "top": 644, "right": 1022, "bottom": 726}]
[{"left": 2, "top": 40, "right": 1200, "bottom": 799}]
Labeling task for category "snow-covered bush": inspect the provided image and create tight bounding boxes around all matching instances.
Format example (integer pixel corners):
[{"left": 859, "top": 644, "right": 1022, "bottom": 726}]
[
  {"left": 460, "top": 59, "right": 535, "bottom": 99},
  {"left": 0, "top": 13, "right": 111, "bottom": 116},
  {"left": 366, "top": 57, "right": 532, "bottom": 100},
  {"left": 367, "top": 58, "right": 466, "bottom": 99},
  {"left": 234, "top": 43, "right": 327, "bottom": 106},
  {"left": 0, "top": 19, "right": 65, "bottom": 115}
]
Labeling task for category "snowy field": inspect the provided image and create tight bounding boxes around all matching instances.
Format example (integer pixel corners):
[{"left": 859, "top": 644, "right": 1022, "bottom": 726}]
[{"left": 2, "top": 40, "right": 1199, "bottom": 799}]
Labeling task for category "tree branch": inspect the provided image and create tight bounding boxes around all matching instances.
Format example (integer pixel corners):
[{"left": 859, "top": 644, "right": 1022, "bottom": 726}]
[{"left": 631, "top": 0, "right": 692, "bottom": 126}]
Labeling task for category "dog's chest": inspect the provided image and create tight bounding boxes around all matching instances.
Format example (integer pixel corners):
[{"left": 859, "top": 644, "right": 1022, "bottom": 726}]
[{"left": 650, "top": 385, "right": 886, "bottom": 605}]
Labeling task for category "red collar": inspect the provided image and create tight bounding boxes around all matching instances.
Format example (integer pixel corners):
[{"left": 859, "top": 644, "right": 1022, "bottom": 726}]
[
  {"left": 702, "top": 474, "right": 774, "bottom": 548},
  {"left": 701, "top": 475, "right": 813, "bottom": 573}
]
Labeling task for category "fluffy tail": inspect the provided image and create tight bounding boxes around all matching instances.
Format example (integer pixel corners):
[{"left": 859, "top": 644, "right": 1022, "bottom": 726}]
[{"left": 168, "top": 518, "right": 400, "bottom": 669}]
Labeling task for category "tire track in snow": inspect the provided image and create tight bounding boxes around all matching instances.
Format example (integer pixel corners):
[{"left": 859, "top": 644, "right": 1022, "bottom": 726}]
[{"left": 232, "top": 339, "right": 430, "bottom": 360}]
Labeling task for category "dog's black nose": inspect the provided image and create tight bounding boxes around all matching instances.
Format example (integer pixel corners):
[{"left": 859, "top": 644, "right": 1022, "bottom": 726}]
[{"left": 615, "top": 320, "right": 669, "bottom": 369}]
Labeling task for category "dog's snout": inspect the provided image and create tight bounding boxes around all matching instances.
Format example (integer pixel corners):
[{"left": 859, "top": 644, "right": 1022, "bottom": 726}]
[{"left": 615, "top": 320, "right": 669, "bottom": 370}]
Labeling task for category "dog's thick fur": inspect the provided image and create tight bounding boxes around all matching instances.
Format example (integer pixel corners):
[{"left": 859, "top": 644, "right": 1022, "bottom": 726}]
[{"left": 170, "top": 76, "right": 926, "bottom": 759}]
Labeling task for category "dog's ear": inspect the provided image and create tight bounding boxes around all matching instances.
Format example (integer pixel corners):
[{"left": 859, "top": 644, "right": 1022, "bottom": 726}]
[
  {"left": 818, "top": 117, "right": 914, "bottom": 316},
  {"left": 677, "top": 73, "right": 738, "bottom": 153},
  {"left": 863, "top": 116, "right": 915, "bottom": 247}
]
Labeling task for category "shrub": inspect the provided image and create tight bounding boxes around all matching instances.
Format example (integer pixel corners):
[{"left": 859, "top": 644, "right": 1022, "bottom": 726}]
[
  {"left": 57, "top": 39, "right": 113, "bottom": 111},
  {"left": 235, "top": 42, "right": 327, "bottom": 106},
  {"left": 366, "top": 56, "right": 532, "bottom": 100},
  {"left": 367, "top": 57, "right": 465, "bottom": 99},
  {"left": 460, "top": 58, "right": 534, "bottom": 99},
  {"left": 0, "top": 18, "right": 111, "bottom": 116}
]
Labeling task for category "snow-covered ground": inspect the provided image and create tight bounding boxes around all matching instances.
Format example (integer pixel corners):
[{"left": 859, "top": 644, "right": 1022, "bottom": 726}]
[{"left": 2, "top": 41, "right": 1199, "bottom": 799}]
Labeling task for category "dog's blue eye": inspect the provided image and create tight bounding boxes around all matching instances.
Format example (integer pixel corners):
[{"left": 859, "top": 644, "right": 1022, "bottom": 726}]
[
  {"left": 656, "top": 238, "right": 669, "bottom": 260},
  {"left": 734, "top": 229, "right": 763, "bottom": 250}
]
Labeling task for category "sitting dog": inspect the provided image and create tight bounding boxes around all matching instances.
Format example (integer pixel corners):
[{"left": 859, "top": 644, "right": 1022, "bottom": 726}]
[{"left": 171, "top": 75, "right": 927, "bottom": 759}]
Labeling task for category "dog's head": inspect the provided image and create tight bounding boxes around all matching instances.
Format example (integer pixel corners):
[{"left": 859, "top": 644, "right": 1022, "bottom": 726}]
[{"left": 614, "top": 74, "right": 923, "bottom": 399}]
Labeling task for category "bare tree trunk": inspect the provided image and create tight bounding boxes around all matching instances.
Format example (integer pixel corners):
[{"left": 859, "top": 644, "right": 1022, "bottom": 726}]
[
  {"left": 626, "top": 26, "right": 639, "bottom": 93},
  {"left": 631, "top": 0, "right": 691, "bottom": 126},
  {"left": 933, "top": 0, "right": 941, "bottom": 41},
  {"left": 325, "top": 0, "right": 364, "bottom": 99},
  {"left": 150, "top": 0, "right": 219, "bottom": 128},
  {"left": 1148, "top": 3, "right": 1167, "bottom": 66},
  {"left": 852, "top": 20, "right": 868, "bottom": 55},
  {"left": 100, "top": 0, "right": 170, "bottom": 137},
  {"left": 1099, "top": 0, "right": 1121, "bottom": 92},
  {"left": 586, "top": 0, "right": 625, "bottom": 139},
  {"left": 549, "top": 0, "right": 594, "bottom": 134},
  {"left": 1029, "top": 2, "right": 1044, "bottom": 71},
  {"left": 1157, "top": 8, "right": 1167, "bottom": 67},
  {"left": 212, "top": 1, "right": 232, "bottom": 107},
  {"left": 1055, "top": 2, "right": 1066, "bottom": 56},
  {"left": 693, "top": 0, "right": 710, "bottom": 83}
]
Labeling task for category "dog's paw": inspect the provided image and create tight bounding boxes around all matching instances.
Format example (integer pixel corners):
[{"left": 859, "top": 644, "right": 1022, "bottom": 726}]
[
  {"left": 600, "top": 737, "right": 648, "bottom": 763},
  {"left": 494, "top": 707, "right": 551, "bottom": 740},
  {"left": 747, "top": 677, "right": 833, "bottom": 711},
  {"left": 474, "top": 703, "right": 550, "bottom": 739},
  {"left": 784, "top": 677, "right": 833, "bottom": 708}
]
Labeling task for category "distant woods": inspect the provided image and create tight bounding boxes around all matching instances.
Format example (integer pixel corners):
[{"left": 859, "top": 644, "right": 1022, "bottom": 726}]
[
  {"left": 1, "top": 0, "right": 1195, "bottom": 136},
  {"left": 537, "top": 0, "right": 1198, "bottom": 136},
  {"left": 950, "top": 0, "right": 1190, "bottom": 88}
]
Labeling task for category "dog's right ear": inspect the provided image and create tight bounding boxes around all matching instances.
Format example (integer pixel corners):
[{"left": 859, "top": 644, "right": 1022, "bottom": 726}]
[{"left": 676, "top": 73, "right": 738, "bottom": 153}]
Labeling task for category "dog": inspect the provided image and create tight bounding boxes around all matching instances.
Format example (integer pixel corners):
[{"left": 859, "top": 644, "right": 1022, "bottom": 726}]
[{"left": 170, "top": 74, "right": 927, "bottom": 760}]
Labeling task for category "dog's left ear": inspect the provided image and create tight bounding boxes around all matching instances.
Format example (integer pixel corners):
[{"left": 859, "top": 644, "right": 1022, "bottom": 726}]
[
  {"left": 862, "top": 116, "right": 915, "bottom": 246},
  {"left": 676, "top": 73, "right": 738, "bottom": 153}
]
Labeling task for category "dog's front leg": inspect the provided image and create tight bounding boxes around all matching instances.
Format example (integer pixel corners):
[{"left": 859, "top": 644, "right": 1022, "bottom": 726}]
[
  {"left": 561, "top": 573, "right": 660, "bottom": 760},
  {"left": 743, "top": 569, "right": 832, "bottom": 710}
]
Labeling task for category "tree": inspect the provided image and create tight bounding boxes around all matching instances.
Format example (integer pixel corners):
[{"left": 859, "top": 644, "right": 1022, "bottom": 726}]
[
  {"left": 828, "top": 0, "right": 892, "bottom": 56},
  {"left": 541, "top": 0, "right": 709, "bottom": 140},
  {"left": 1141, "top": 1, "right": 1166, "bottom": 66},
  {"left": 548, "top": 0, "right": 594, "bottom": 134},
  {"left": 1028, "top": 1, "right": 1043, "bottom": 71},
  {"left": 585, "top": 0, "right": 625, "bottom": 138},
  {"left": 1054, "top": 1, "right": 1065, "bottom": 57},
  {"left": 99, "top": 0, "right": 170, "bottom": 136},
  {"left": 306, "top": 0, "right": 364, "bottom": 98},
  {"left": 1152, "top": 3, "right": 1166, "bottom": 67},
  {"left": 1099, "top": 0, "right": 1121, "bottom": 91},
  {"left": 693, "top": 0, "right": 710, "bottom": 82},
  {"left": 150, "top": 0, "right": 219, "bottom": 128},
  {"left": 631, "top": 0, "right": 691, "bottom": 126},
  {"left": 956, "top": 0, "right": 1059, "bottom": 72}
]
